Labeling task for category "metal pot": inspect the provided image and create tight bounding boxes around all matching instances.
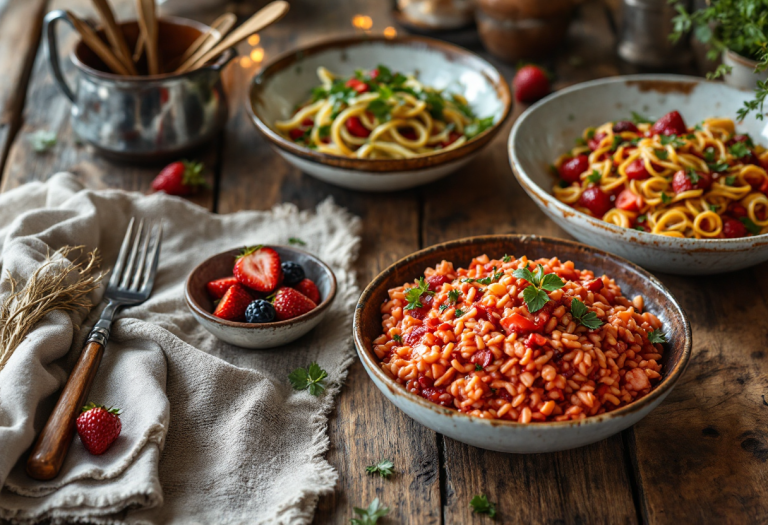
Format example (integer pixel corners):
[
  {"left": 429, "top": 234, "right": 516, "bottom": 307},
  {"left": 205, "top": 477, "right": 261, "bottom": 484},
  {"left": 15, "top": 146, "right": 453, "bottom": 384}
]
[
  {"left": 617, "top": 0, "right": 690, "bottom": 67},
  {"left": 43, "top": 11, "right": 236, "bottom": 162}
]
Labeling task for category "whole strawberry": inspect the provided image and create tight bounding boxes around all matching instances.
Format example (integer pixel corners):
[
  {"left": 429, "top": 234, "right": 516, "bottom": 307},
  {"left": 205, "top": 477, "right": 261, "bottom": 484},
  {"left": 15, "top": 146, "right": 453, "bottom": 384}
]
[
  {"left": 512, "top": 65, "right": 550, "bottom": 104},
  {"left": 293, "top": 278, "right": 320, "bottom": 304},
  {"left": 76, "top": 403, "right": 121, "bottom": 455},
  {"left": 273, "top": 287, "right": 317, "bottom": 321},
  {"left": 151, "top": 160, "right": 207, "bottom": 196}
]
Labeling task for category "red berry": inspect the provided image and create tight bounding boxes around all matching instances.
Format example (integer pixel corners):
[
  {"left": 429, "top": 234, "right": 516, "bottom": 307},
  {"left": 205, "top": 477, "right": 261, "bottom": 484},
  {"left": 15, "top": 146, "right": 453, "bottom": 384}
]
[
  {"left": 440, "top": 131, "right": 462, "bottom": 148},
  {"left": 613, "top": 121, "right": 639, "bottom": 133},
  {"left": 588, "top": 132, "right": 607, "bottom": 151},
  {"left": 651, "top": 110, "right": 687, "bottom": 136},
  {"left": 615, "top": 189, "right": 643, "bottom": 212},
  {"left": 579, "top": 186, "right": 613, "bottom": 217},
  {"left": 206, "top": 276, "right": 238, "bottom": 299},
  {"left": 345, "top": 116, "right": 370, "bottom": 138},
  {"left": 723, "top": 217, "right": 748, "bottom": 238},
  {"left": 672, "top": 170, "right": 711, "bottom": 194},
  {"left": 625, "top": 158, "right": 650, "bottom": 180},
  {"left": 233, "top": 245, "right": 283, "bottom": 293},
  {"left": 345, "top": 78, "right": 369, "bottom": 93},
  {"left": 76, "top": 403, "right": 121, "bottom": 455},
  {"left": 213, "top": 283, "right": 253, "bottom": 321},
  {"left": 512, "top": 65, "right": 550, "bottom": 104},
  {"left": 400, "top": 127, "right": 418, "bottom": 141},
  {"left": 273, "top": 287, "right": 317, "bottom": 321},
  {"left": 289, "top": 128, "right": 305, "bottom": 141},
  {"left": 559, "top": 154, "right": 589, "bottom": 183},
  {"left": 293, "top": 278, "right": 320, "bottom": 303},
  {"left": 728, "top": 202, "right": 748, "bottom": 218},
  {"left": 151, "top": 160, "right": 206, "bottom": 196}
]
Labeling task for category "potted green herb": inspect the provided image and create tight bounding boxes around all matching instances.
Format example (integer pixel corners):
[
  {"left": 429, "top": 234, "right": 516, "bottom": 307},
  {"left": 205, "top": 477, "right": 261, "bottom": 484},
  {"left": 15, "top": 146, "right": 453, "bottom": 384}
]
[{"left": 670, "top": 0, "right": 768, "bottom": 119}]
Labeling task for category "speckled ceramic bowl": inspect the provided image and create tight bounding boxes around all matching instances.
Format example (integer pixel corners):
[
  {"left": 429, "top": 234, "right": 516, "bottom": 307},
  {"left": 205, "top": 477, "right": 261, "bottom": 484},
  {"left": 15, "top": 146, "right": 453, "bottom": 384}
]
[
  {"left": 509, "top": 74, "right": 768, "bottom": 275},
  {"left": 354, "top": 235, "right": 691, "bottom": 453},
  {"left": 249, "top": 35, "right": 512, "bottom": 192},
  {"left": 186, "top": 246, "right": 336, "bottom": 349}
]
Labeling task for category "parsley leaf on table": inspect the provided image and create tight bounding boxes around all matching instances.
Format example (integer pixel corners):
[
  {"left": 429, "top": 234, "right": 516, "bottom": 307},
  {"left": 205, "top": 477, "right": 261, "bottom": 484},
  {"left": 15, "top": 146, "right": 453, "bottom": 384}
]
[
  {"left": 512, "top": 264, "right": 564, "bottom": 313},
  {"left": 469, "top": 494, "right": 497, "bottom": 518},
  {"left": 740, "top": 216, "right": 762, "bottom": 235},
  {"left": 288, "top": 237, "right": 307, "bottom": 246},
  {"left": 570, "top": 298, "right": 604, "bottom": 330},
  {"left": 288, "top": 363, "right": 328, "bottom": 396},
  {"left": 647, "top": 329, "right": 666, "bottom": 344},
  {"left": 351, "top": 498, "right": 390, "bottom": 525},
  {"left": 365, "top": 458, "right": 395, "bottom": 478},
  {"left": 404, "top": 277, "right": 434, "bottom": 311},
  {"left": 29, "top": 130, "right": 57, "bottom": 153}
]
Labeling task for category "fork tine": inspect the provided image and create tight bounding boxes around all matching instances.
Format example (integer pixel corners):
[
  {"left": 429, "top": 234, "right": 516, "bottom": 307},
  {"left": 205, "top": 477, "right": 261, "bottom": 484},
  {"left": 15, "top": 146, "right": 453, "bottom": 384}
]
[
  {"left": 120, "top": 219, "right": 144, "bottom": 289},
  {"left": 130, "top": 220, "right": 153, "bottom": 290},
  {"left": 141, "top": 222, "right": 163, "bottom": 294},
  {"left": 109, "top": 218, "right": 135, "bottom": 288}
]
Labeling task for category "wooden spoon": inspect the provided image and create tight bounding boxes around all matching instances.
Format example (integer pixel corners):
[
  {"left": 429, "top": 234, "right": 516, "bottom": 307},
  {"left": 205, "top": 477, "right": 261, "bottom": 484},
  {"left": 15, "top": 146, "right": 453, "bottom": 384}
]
[
  {"left": 178, "top": 1, "right": 289, "bottom": 73},
  {"left": 66, "top": 11, "right": 130, "bottom": 76},
  {"left": 92, "top": 0, "right": 137, "bottom": 75},
  {"left": 136, "top": 0, "right": 159, "bottom": 74},
  {"left": 175, "top": 12, "right": 236, "bottom": 72}
]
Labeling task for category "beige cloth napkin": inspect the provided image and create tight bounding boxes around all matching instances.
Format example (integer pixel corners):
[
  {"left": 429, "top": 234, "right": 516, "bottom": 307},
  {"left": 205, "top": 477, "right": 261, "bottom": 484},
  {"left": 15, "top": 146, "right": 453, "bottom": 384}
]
[{"left": 0, "top": 173, "right": 360, "bottom": 524}]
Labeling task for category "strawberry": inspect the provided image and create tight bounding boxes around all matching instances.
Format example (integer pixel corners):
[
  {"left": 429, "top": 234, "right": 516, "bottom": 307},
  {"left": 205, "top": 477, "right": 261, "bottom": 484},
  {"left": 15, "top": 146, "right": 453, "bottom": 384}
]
[
  {"left": 76, "top": 403, "right": 121, "bottom": 455},
  {"left": 213, "top": 282, "right": 253, "bottom": 321},
  {"left": 151, "top": 160, "right": 207, "bottom": 196},
  {"left": 512, "top": 65, "right": 550, "bottom": 104},
  {"left": 206, "top": 276, "right": 238, "bottom": 299},
  {"left": 233, "top": 245, "right": 283, "bottom": 292},
  {"left": 273, "top": 287, "right": 316, "bottom": 321},
  {"left": 293, "top": 278, "right": 320, "bottom": 303}
]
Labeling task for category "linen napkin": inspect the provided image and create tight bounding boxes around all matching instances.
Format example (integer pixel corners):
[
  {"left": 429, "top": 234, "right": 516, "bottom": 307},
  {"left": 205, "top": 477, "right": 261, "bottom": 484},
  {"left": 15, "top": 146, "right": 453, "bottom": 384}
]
[{"left": 0, "top": 173, "right": 361, "bottom": 524}]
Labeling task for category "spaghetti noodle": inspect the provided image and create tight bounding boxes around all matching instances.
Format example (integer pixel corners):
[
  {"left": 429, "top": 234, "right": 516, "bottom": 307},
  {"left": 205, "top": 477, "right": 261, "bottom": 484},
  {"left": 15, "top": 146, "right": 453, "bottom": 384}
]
[
  {"left": 275, "top": 65, "right": 495, "bottom": 159},
  {"left": 551, "top": 110, "right": 768, "bottom": 238}
]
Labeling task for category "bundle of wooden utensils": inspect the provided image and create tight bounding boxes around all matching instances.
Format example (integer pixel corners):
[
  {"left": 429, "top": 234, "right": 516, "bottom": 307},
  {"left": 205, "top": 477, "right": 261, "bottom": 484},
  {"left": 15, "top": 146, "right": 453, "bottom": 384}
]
[{"left": 66, "top": 0, "right": 289, "bottom": 76}]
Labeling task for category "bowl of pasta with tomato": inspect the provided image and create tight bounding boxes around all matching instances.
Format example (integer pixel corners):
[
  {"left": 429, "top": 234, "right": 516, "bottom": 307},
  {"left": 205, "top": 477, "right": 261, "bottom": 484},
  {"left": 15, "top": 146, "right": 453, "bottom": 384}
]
[
  {"left": 508, "top": 74, "right": 768, "bottom": 275},
  {"left": 248, "top": 35, "right": 511, "bottom": 192}
]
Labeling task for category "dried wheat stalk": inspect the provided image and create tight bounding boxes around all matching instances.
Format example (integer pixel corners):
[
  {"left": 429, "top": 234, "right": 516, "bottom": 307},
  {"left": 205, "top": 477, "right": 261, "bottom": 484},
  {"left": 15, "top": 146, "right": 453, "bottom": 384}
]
[{"left": 0, "top": 246, "right": 105, "bottom": 372}]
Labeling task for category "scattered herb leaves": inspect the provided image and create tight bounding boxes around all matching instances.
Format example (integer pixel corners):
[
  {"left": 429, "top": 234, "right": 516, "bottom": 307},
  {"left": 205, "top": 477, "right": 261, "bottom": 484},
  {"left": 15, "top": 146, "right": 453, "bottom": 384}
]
[
  {"left": 647, "top": 329, "right": 666, "bottom": 344},
  {"left": 455, "top": 308, "right": 465, "bottom": 318},
  {"left": 707, "top": 162, "right": 729, "bottom": 172},
  {"left": 740, "top": 216, "right": 762, "bottom": 235},
  {"left": 660, "top": 193, "right": 672, "bottom": 204},
  {"left": 703, "top": 147, "right": 716, "bottom": 162},
  {"left": 288, "top": 237, "right": 307, "bottom": 246},
  {"left": 475, "top": 363, "right": 483, "bottom": 371},
  {"left": 288, "top": 363, "right": 328, "bottom": 396},
  {"left": 351, "top": 498, "right": 390, "bottom": 525},
  {"left": 512, "top": 264, "right": 564, "bottom": 313},
  {"left": 365, "top": 458, "right": 395, "bottom": 478},
  {"left": 660, "top": 134, "right": 685, "bottom": 148},
  {"left": 724, "top": 175, "right": 737, "bottom": 186},
  {"left": 404, "top": 277, "right": 434, "bottom": 311},
  {"left": 729, "top": 142, "right": 751, "bottom": 158},
  {"left": 586, "top": 169, "right": 602, "bottom": 183},
  {"left": 469, "top": 494, "right": 497, "bottom": 518},
  {"left": 465, "top": 116, "right": 495, "bottom": 139},
  {"left": 393, "top": 334, "right": 403, "bottom": 343},
  {"left": 502, "top": 254, "right": 512, "bottom": 263},
  {"left": 448, "top": 289, "right": 462, "bottom": 303},
  {"left": 570, "top": 298, "right": 604, "bottom": 330},
  {"left": 655, "top": 148, "right": 669, "bottom": 160},
  {"left": 30, "top": 130, "right": 57, "bottom": 153},
  {"left": 631, "top": 111, "right": 653, "bottom": 124}
]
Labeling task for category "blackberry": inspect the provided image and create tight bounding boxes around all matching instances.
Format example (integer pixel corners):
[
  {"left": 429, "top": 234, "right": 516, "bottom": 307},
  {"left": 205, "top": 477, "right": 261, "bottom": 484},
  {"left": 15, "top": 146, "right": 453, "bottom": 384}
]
[
  {"left": 281, "top": 261, "right": 305, "bottom": 286},
  {"left": 244, "top": 299, "right": 276, "bottom": 323}
]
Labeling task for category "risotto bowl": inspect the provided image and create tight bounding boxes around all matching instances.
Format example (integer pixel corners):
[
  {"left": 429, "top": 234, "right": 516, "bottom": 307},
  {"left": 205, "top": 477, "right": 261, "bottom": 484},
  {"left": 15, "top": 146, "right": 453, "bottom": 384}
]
[
  {"left": 249, "top": 35, "right": 511, "bottom": 192},
  {"left": 353, "top": 235, "right": 691, "bottom": 453},
  {"left": 509, "top": 74, "right": 768, "bottom": 275}
]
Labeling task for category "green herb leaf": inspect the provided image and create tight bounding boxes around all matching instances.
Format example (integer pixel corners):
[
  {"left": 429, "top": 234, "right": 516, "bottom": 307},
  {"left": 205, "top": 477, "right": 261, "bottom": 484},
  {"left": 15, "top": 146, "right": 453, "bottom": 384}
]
[
  {"left": 703, "top": 147, "right": 716, "bottom": 162},
  {"left": 448, "top": 289, "right": 462, "bottom": 303},
  {"left": 686, "top": 168, "right": 701, "bottom": 184},
  {"left": 655, "top": 148, "right": 669, "bottom": 160},
  {"left": 570, "top": 298, "right": 604, "bottom": 330},
  {"left": 318, "top": 125, "right": 331, "bottom": 139},
  {"left": 289, "top": 362, "right": 328, "bottom": 396},
  {"left": 311, "top": 86, "right": 328, "bottom": 102},
  {"left": 647, "top": 329, "right": 666, "bottom": 344},
  {"left": 439, "top": 304, "right": 449, "bottom": 313},
  {"left": 586, "top": 169, "right": 602, "bottom": 183},
  {"left": 365, "top": 458, "right": 395, "bottom": 478},
  {"left": 740, "top": 216, "right": 762, "bottom": 235},
  {"left": 455, "top": 308, "right": 465, "bottom": 318},
  {"left": 660, "top": 193, "right": 672, "bottom": 204},
  {"left": 465, "top": 116, "right": 495, "bottom": 139},
  {"left": 367, "top": 99, "right": 391, "bottom": 121},
  {"left": 30, "top": 130, "right": 57, "bottom": 153},
  {"left": 586, "top": 128, "right": 596, "bottom": 140},
  {"left": 475, "top": 363, "right": 483, "bottom": 371},
  {"left": 288, "top": 237, "right": 307, "bottom": 246},
  {"left": 636, "top": 214, "right": 647, "bottom": 224},
  {"left": 351, "top": 498, "right": 390, "bottom": 525},
  {"left": 421, "top": 89, "right": 446, "bottom": 119},
  {"left": 522, "top": 286, "right": 550, "bottom": 313},
  {"left": 404, "top": 277, "right": 434, "bottom": 311},
  {"left": 512, "top": 266, "right": 535, "bottom": 286},
  {"left": 709, "top": 204, "right": 719, "bottom": 212},
  {"left": 540, "top": 272, "right": 565, "bottom": 292},
  {"left": 452, "top": 94, "right": 475, "bottom": 118},
  {"left": 469, "top": 494, "right": 497, "bottom": 518},
  {"left": 631, "top": 111, "right": 653, "bottom": 124},
  {"left": 729, "top": 142, "right": 751, "bottom": 158},
  {"left": 575, "top": 137, "right": 587, "bottom": 146},
  {"left": 707, "top": 162, "right": 729, "bottom": 172},
  {"left": 610, "top": 135, "right": 623, "bottom": 151},
  {"left": 502, "top": 254, "right": 512, "bottom": 263},
  {"left": 393, "top": 334, "right": 403, "bottom": 343},
  {"left": 660, "top": 134, "right": 685, "bottom": 148},
  {"left": 724, "top": 175, "right": 737, "bottom": 186}
]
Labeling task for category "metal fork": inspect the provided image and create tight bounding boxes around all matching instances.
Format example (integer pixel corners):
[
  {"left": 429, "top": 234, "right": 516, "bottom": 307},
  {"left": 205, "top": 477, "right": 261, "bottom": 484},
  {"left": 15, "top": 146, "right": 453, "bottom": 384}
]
[{"left": 27, "top": 218, "right": 163, "bottom": 481}]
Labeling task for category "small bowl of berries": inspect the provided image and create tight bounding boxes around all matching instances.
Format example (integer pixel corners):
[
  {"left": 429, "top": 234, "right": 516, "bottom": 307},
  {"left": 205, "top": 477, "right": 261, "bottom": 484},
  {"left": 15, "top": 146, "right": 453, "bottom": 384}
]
[{"left": 185, "top": 245, "right": 336, "bottom": 349}]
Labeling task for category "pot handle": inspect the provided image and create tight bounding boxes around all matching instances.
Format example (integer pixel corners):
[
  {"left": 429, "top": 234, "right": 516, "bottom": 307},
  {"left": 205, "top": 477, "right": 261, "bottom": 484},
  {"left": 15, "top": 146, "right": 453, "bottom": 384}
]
[{"left": 44, "top": 10, "right": 76, "bottom": 103}]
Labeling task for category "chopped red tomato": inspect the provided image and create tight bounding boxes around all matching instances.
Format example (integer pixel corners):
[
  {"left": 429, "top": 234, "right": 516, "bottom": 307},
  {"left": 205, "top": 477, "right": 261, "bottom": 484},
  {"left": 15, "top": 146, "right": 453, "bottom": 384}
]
[
  {"left": 616, "top": 189, "right": 643, "bottom": 212},
  {"left": 440, "top": 131, "right": 462, "bottom": 148},
  {"left": 728, "top": 202, "right": 748, "bottom": 218},
  {"left": 651, "top": 110, "right": 687, "bottom": 136},
  {"left": 345, "top": 116, "right": 370, "bottom": 138},
  {"left": 588, "top": 132, "right": 607, "bottom": 151},
  {"left": 525, "top": 333, "right": 548, "bottom": 348},
  {"left": 344, "top": 78, "right": 370, "bottom": 93},
  {"left": 672, "top": 170, "right": 711, "bottom": 194},
  {"left": 625, "top": 158, "right": 650, "bottom": 180},
  {"left": 613, "top": 121, "right": 638, "bottom": 133},
  {"left": 578, "top": 187, "right": 613, "bottom": 217},
  {"left": 585, "top": 278, "right": 603, "bottom": 292},
  {"left": 301, "top": 118, "right": 314, "bottom": 127},
  {"left": 500, "top": 313, "right": 537, "bottom": 333},
  {"left": 403, "top": 326, "right": 427, "bottom": 346},
  {"left": 559, "top": 154, "right": 589, "bottom": 183},
  {"left": 426, "top": 274, "right": 450, "bottom": 291},
  {"left": 723, "top": 217, "right": 748, "bottom": 238},
  {"left": 288, "top": 128, "right": 305, "bottom": 141},
  {"left": 369, "top": 68, "right": 380, "bottom": 80}
]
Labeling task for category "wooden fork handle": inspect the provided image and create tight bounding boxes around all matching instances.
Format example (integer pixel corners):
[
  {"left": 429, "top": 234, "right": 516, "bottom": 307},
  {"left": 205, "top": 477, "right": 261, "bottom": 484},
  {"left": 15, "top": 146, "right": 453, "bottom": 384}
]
[{"left": 26, "top": 341, "right": 104, "bottom": 480}]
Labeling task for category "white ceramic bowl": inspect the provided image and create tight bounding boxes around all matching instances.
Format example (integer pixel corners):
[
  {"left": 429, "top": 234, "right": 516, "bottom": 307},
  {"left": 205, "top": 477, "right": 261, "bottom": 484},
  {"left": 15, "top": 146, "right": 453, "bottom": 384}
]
[
  {"left": 509, "top": 74, "right": 768, "bottom": 275},
  {"left": 354, "top": 235, "right": 691, "bottom": 453},
  {"left": 185, "top": 246, "right": 336, "bottom": 349},
  {"left": 249, "top": 36, "right": 512, "bottom": 192}
]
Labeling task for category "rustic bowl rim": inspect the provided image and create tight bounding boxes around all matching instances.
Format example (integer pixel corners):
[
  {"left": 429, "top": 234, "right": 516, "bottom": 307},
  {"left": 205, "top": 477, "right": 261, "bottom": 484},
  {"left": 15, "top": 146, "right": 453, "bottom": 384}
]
[
  {"left": 353, "top": 234, "right": 692, "bottom": 429},
  {"left": 509, "top": 73, "right": 768, "bottom": 245},
  {"left": 185, "top": 245, "right": 337, "bottom": 329},
  {"left": 247, "top": 34, "right": 513, "bottom": 174}
]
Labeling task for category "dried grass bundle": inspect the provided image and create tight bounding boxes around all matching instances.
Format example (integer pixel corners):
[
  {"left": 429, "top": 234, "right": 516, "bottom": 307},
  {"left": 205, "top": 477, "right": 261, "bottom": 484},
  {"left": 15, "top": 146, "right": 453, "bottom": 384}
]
[{"left": 0, "top": 246, "right": 105, "bottom": 372}]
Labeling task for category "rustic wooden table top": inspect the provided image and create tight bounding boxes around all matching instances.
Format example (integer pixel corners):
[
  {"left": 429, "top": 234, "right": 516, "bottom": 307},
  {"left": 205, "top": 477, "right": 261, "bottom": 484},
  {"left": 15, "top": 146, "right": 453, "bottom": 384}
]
[{"left": 0, "top": 0, "right": 765, "bottom": 523}]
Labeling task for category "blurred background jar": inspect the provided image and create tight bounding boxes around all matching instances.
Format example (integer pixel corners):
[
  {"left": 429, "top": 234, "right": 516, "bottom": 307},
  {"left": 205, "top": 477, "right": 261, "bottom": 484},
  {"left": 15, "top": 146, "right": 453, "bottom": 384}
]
[
  {"left": 617, "top": 0, "right": 691, "bottom": 67},
  {"left": 474, "top": 0, "right": 584, "bottom": 62},
  {"left": 394, "top": 0, "right": 475, "bottom": 31}
]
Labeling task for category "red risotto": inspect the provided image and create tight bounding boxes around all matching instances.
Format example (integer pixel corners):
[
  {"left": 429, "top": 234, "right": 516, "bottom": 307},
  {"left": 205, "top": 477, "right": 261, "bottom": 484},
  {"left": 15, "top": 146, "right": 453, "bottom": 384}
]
[{"left": 372, "top": 254, "right": 666, "bottom": 422}]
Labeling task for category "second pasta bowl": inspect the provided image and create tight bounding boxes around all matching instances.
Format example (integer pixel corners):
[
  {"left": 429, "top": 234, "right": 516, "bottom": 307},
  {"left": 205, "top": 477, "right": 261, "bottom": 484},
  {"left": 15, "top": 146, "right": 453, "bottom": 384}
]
[{"left": 249, "top": 36, "right": 511, "bottom": 191}]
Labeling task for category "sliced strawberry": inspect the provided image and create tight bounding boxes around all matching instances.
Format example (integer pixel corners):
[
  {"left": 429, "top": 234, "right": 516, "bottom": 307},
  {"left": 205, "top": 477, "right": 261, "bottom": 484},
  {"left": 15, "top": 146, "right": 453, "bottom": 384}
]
[
  {"left": 293, "top": 278, "right": 320, "bottom": 303},
  {"left": 616, "top": 189, "right": 643, "bottom": 212},
  {"left": 213, "top": 283, "right": 252, "bottom": 321},
  {"left": 625, "top": 158, "right": 650, "bottom": 180},
  {"left": 723, "top": 217, "right": 748, "bottom": 238},
  {"left": 345, "top": 116, "right": 370, "bottom": 138},
  {"left": 233, "top": 245, "right": 283, "bottom": 293},
  {"left": 273, "top": 287, "right": 317, "bottom": 321},
  {"left": 206, "top": 276, "right": 238, "bottom": 299},
  {"left": 613, "top": 121, "right": 638, "bottom": 133}
]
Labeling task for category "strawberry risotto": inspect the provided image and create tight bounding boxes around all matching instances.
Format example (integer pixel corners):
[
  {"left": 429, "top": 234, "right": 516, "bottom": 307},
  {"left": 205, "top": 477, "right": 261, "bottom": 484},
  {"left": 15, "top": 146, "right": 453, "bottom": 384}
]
[{"left": 372, "top": 254, "right": 666, "bottom": 423}]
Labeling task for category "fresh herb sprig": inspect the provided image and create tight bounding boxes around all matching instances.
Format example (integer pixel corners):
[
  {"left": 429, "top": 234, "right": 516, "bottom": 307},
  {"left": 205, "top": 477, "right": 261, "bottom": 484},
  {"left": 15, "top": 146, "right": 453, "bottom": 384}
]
[
  {"left": 469, "top": 494, "right": 497, "bottom": 518},
  {"left": 647, "top": 329, "right": 666, "bottom": 344},
  {"left": 288, "top": 237, "right": 307, "bottom": 246},
  {"left": 30, "top": 130, "right": 57, "bottom": 153},
  {"left": 512, "top": 264, "right": 564, "bottom": 313},
  {"left": 570, "top": 298, "right": 604, "bottom": 330},
  {"left": 351, "top": 498, "right": 390, "bottom": 525},
  {"left": 404, "top": 277, "right": 434, "bottom": 311},
  {"left": 288, "top": 363, "right": 328, "bottom": 396},
  {"left": 365, "top": 458, "right": 395, "bottom": 478}
]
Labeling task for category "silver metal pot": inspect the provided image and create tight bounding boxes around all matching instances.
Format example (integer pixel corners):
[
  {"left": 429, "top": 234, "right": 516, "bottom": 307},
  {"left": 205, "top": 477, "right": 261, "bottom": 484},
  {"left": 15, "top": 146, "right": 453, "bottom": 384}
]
[
  {"left": 617, "top": 0, "right": 691, "bottom": 67},
  {"left": 44, "top": 11, "right": 236, "bottom": 162}
]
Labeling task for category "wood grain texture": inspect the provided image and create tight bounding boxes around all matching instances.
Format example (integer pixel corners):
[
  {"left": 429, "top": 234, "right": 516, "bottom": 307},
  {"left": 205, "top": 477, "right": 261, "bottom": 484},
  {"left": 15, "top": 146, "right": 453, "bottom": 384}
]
[{"left": 26, "top": 341, "right": 104, "bottom": 480}]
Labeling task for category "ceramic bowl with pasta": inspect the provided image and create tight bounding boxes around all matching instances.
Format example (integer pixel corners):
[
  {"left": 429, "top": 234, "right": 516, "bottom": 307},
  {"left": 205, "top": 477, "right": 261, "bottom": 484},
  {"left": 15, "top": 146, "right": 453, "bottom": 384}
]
[
  {"left": 249, "top": 36, "right": 511, "bottom": 191},
  {"left": 509, "top": 75, "right": 768, "bottom": 275}
]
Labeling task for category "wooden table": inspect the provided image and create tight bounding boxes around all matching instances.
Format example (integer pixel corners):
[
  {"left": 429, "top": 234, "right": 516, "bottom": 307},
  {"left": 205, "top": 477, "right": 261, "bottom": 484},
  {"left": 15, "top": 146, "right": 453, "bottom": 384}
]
[{"left": 1, "top": 0, "right": 766, "bottom": 523}]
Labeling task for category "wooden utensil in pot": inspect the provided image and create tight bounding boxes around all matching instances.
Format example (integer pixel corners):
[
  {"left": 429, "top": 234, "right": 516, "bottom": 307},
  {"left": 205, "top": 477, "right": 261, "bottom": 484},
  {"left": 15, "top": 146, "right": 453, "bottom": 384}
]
[
  {"left": 66, "top": 11, "right": 131, "bottom": 76},
  {"left": 92, "top": 0, "right": 137, "bottom": 75},
  {"left": 173, "top": 13, "right": 236, "bottom": 73}
]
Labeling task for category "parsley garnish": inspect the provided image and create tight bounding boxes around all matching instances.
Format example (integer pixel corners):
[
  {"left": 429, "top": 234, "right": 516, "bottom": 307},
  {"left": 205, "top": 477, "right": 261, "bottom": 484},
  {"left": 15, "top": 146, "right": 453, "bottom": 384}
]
[
  {"left": 550, "top": 164, "right": 560, "bottom": 177},
  {"left": 707, "top": 162, "right": 729, "bottom": 172},
  {"left": 660, "top": 193, "right": 672, "bottom": 204},
  {"left": 452, "top": 94, "right": 475, "bottom": 118},
  {"left": 655, "top": 148, "right": 668, "bottom": 160},
  {"left": 318, "top": 125, "right": 331, "bottom": 139},
  {"left": 660, "top": 135, "right": 685, "bottom": 148},
  {"left": 30, "top": 130, "right": 57, "bottom": 152},
  {"left": 724, "top": 175, "right": 737, "bottom": 186},
  {"left": 439, "top": 304, "right": 449, "bottom": 313},
  {"left": 686, "top": 168, "right": 700, "bottom": 184},
  {"left": 729, "top": 142, "right": 750, "bottom": 158},
  {"left": 647, "top": 329, "right": 666, "bottom": 344},
  {"left": 393, "top": 334, "right": 403, "bottom": 343},
  {"left": 570, "top": 298, "right": 604, "bottom": 330},
  {"left": 448, "top": 289, "right": 462, "bottom": 303},
  {"left": 469, "top": 494, "right": 497, "bottom": 518},
  {"left": 610, "top": 135, "right": 623, "bottom": 151},
  {"left": 465, "top": 116, "right": 495, "bottom": 139},
  {"left": 288, "top": 363, "right": 328, "bottom": 396},
  {"left": 404, "top": 277, "right": 434, "bottom": 311},
  {"left": 367, "top": 99, "right": 391, "bottom": 121},
  {"left": 709, "top": 204, "right": 718, "bottom": 212},
  {"left": 351, "top": 498, "right": 390, "bottom": 525},
  {"left": 365, "top": 458, "right": 395, "bottom": 478},
  {"left": 636, "top": 215, "right": 647, "bottom": 224},
  {"left": 512, "top": 264, "right": 564, "bottom": 313},
  {"left": 575, "top": 137, "right": 587, "bottom": 146},
  {"left": 586, "top": 169, "right": 602, "bottom": 183},
  {"left": 502, "top": 254, "right": 512, "bottom": 263},
  {"left": 703, "top": 147, "right": 716, "bottom": 162},
  {"left": 475, "top": 363, "right": 483, "bottom": 371},
  {"left": 740, "top": 216, "right": 762, "bottom": 235},
  {"left": 288, "top": 237, "right": 307, "bottom": 246},
  {"left": 631, "top": 111, "right": 653, "bottom": 124},
  {"left": 311, "top": 85, "right": 327, "bottom": 102},
  {"left": 455, "top": 308, "right": 465, "bottom": 318}
]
